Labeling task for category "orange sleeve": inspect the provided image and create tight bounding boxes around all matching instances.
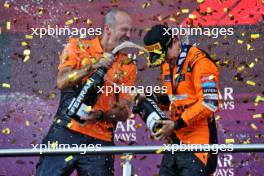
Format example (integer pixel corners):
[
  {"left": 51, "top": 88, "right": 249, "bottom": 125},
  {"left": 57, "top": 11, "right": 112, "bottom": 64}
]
[
  {"left": 58, "top": 38, "right": 80, "bottom": 71},
  {"left": 181, "top": 57, "right": 219, "bottom": 126}
]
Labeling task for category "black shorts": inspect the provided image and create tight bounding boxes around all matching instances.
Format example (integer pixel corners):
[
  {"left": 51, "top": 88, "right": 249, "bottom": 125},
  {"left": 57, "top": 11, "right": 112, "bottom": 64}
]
[
  {"left": 36, "top": 120, "right": 114, "bottom": 176},
  {"left": 159, "top": 152, "right": 207, "bottom": 176}
]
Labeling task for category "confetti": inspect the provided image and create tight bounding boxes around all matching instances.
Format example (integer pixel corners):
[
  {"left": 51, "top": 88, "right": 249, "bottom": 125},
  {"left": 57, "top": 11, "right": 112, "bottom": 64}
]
[
  {"left": 23, "top": 55, "right": 30, "bottom": 63},
  {"left": 23, "top": 49, "right": 31, "bottom": 56},
  {"left": 155, "top": 146, "right": 165, "bottom": 154},
  {"left": 6, "top": 21, "right": 11, "bottom": 30},
  {"left": 2, "top": 127, "right": 11, "bottom": 135},
  {"left": 138, "top": 50, "right": 145, "bottom": 56},
  {"left": 65, "top": 155, "right": 73, "bottom": 162},
  {"left": 85, "top": 106, "right": 92, "bottom": 112},
  {"left": 21, "top": 41, "right": 28, "bottom": 46},
  {"left": 67, "top": 122, "right": 72, "bottom": 128},
  {"left": 253, "top": 114, "right": 262, "bottom": 119},
  {"left": 68, "top": 72, "right": 78, "bottom": 81},
  {"left": 237, "top": 40, "right": 243, "bottom": 44},
  {"left": 134, "top": 123, "right": 142, "bottom": 129},
  {"left": 86, "top": 18, "right": 93, "bottom": 26},
  {"left": 207, "top": 7, "right": 212, "bottom": 14},
  {"left": 4, "top": 1, "right": 11, "bottom": 8},
  {"left": 38, "top": 7, "right": 45, "bottom": 15},
  {"left": 225, "top": 138, "right": 234, "bottom": 144},
  {"left": 56, "top": 119, "right": 61, "bottom": 124},
  {"left": 237, "top": 65, "right": 245, "bottom": 72},
  {"left": 142, "top": 2, "right": 151, "bottom": 9},
  {"left": 215, "top": 115, "right": 221, "bottom": 121},
  {"left": 25, "top": 120, "right": 30, "bottom": 127},
  {"left": 246, "top": 80, "right": 256, "bottom": 86},
  {"left": 197, "top": 0, "right": 204, "bottom": 4},
  {"left": 50, "top": 141, "right": 58, "bottom": 149},
  {"left": 248, "top": 62, "right": 255, "bottom": 68},
  {"left": 246, "top": 44, "right": 252, "bottom": 50},
  {"left": 25, "top": 35, "right": 33, "bottom": 39},
  {"left": 65, "top": 19, "right": 74, "bottom": 25},
  {"left": 250, "top": 34, "right": 260, "bottom": 39},
  {"left": 181, "top": 9, "right": 189, "bottom": 13},
  {"left": 250, "top": 123, "right": 257, "bottom": 130},
  {"left": 2, "top": 83, "right": 10, "bottom": 88}
]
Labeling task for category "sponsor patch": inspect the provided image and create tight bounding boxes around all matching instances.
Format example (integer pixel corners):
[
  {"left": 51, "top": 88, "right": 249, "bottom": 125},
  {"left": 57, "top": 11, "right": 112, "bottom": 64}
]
[
  {"left": 203, "top": 94, "right": 219, "bottom": 100},
  {"left": 202, "top": 82, "right": 216, "bottom": 88},
  {"left": 202, "top": 101, "right": 218, "bottom": 112},
  {"left": 203, "top": 87, "right": 218, "bottom": 94}
]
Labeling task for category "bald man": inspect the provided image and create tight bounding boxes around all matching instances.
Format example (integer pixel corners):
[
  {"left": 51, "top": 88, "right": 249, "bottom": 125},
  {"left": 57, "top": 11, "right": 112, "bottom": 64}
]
[{"left": 36, "top": 9, "right": 136, "bottom": 176}]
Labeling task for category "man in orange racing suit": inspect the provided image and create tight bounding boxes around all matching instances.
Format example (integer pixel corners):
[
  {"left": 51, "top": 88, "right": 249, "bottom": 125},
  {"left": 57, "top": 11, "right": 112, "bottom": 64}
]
[
  {"left": 36, "top": 9, "right": 136, "bottom": 176},
  {"left": 143, "top": 25, "right": 219, "bottom": 176}
]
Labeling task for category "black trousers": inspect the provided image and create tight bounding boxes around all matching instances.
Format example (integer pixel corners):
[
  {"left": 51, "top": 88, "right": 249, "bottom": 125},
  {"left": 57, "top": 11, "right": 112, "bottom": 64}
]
[
  {"left": 36, "top": 119, "right": 114, "bottom": 176},
  {"left": 159, "top": 152, "right": 207, "bottom": 176}
]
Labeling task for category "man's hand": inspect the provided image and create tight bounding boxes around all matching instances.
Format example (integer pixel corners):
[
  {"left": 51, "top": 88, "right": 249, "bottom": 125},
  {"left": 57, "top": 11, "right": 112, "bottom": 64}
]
[
  {"left": 153, "top": 120, "right": 175, "bottom": 140},
  {"left": 93, "top": 55, "right": 115, "bottom": 70},
  {"left": 104, "top": 104, "right": 129, "bottom": 122},
  {"left": 79, "top": 110, "right": 103, "bottom": 121}
]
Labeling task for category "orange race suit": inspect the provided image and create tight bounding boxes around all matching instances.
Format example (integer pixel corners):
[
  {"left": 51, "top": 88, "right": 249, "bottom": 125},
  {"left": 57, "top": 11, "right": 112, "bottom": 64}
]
[
  {"left": 57, "top": 37, "right": 137, "bottom": 142},
  {"left": 160, "top": 46, "right": 219, "bottom": 166}
]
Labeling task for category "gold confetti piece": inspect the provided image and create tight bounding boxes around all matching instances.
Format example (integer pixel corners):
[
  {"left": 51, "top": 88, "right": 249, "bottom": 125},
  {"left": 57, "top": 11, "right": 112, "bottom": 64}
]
[
  {"left": 255, "top": 95, "right": 264, "bottom": 103},
  {"left": 142, "top": 2, "right": 151, "bottom": 9},
  {"left": 237, "top": 40, "right": 243, "bottom": 44},
  {"left": 138, "top": 50, "right": 145, "bottom": 56},
  {"left": 65, "top": 155, "right": 73, "bottom": 162},
  {"left": 38, "top": 7, "right": 44, "bottom": 15},
  {"left": 237, "top": 65, "right": 245, "bottom": 72},
  {"left": 181, "top": 9, "right": 189, "bottom": 13},
  {"left": 157, "top": 15, "right": 163, "bottom": 21},
  {"left": 246, "top": 80, "right": 256, "bottom": 86},
  {"left": 134, "top": 123, "right": 142, "bottom": 129},
  {"left": 56, "top": 119, "right": 61, "bottom": 124},
  {"left": 23, "top": 55, "right": 30, "bottom": 63},
  {"left": 86, "top": 18, "right": 92, "bottom": 26},
  {"left": 23, "top": 49, "right": 31, "bottom": 56},
  {"left": 255, "top": 58, "right": 259, "bottom": 62},
  {"left": 215, "top": 115, "right": 221, "bottom": 121},
  {"left": 2, "top": 83, "right": 10, "bottom": 88},
  {"left": 197, "top": 0, "right": 204, "bottom": 4},
  {"left": 68, "top": 72, "right": 78, "bottom": 81},
  {"left": 21, "top": 41, "right": 28, "bottom": 46},
  {"left": 246, "top": 44, "right": 251, "bottom": 50},
  {"left": 25, "top": 120, "right": 30, "bottom": 127},
  {"left": 253, "top": 114, "right": 262, "bottom": 119},
  {"left": 248, "top": 62, "right": 255, "bottom": 68},
  {"left": 225, "top": 138, "right": 234, "bottom": 144},
  {"left": 130, "top": 114, "right": 135, "bottom": 118},
  {"left": 50, "top": 141, "right": 58, "bottom": 149},
  {"left": 4, "top": 1, "right": 11, "bottom": 8},
  {"left": 85, "top": 106, "right": 92, "bottom": 112},
  {"left": 189, "top": 14, "right": 197, "bottom": 20},
  {"left": 251, "top": 123, "right": 257, "bottom": 130},
  {"left": 25, "top": 35, "right": 33, "bottom": 39},
  {"left": 250, "top": 34, "right": 260, "bottom": 39},
  {"left": 65, "top": 19, "right": 74, "bottom": 25},
  {"left": 2, "top": 128, "right": 11, "bottom": 135},
  {"left": 223, "top": 7, "right": 228, "bottom": 12},
  {"left": 169, "top": 16, "right": 177, "bottom": 22},
  {"left": 67, "top": 122, "right": 72, "bottom": 128},
  {"left": 120, "top": 154, "right": 133, "bottom": 160},
  {"left": 241, "top": 32, "right": 245, "bottom": 36},
  {"left": 243, "top": 138, "right": 250, "bottom": 144},
  {"left": 156, "top": 147, "right": 165, "bottom": 154},
  {"left": 207, "top": 7, "right": 212, "bottom": 14},
  {"left": 6, "top": 21, "right": 11, "bottom": 30}
]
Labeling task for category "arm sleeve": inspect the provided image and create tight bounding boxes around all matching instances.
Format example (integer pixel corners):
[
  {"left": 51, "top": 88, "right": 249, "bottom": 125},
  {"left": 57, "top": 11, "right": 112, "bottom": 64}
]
[
  {"left": 181, "top": 58, "right": 220, "bottom": 126},
  {"left": 58, "top": 38, "right": 80, "bottom": 71}
]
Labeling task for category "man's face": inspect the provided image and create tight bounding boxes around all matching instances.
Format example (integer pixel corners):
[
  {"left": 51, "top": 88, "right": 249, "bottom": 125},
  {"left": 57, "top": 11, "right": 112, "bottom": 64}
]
[
  {"left": 165, "top": 39, "right": 181, "bottom": 66},
  {"left": 107, "top": 12, "right": 133, "bottom": 48}
]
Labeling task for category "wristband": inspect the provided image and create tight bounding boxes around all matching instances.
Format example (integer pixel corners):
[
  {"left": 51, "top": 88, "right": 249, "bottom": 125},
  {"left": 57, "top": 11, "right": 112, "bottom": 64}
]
[{"left": 174, "top": 118, "right": 187, "bottom": 130}]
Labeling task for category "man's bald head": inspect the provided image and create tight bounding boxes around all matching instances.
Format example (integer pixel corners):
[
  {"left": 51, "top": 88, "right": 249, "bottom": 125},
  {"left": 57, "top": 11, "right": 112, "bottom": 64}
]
[{"left": 102, "top": 9, "right": 133, "bottom": 52}]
